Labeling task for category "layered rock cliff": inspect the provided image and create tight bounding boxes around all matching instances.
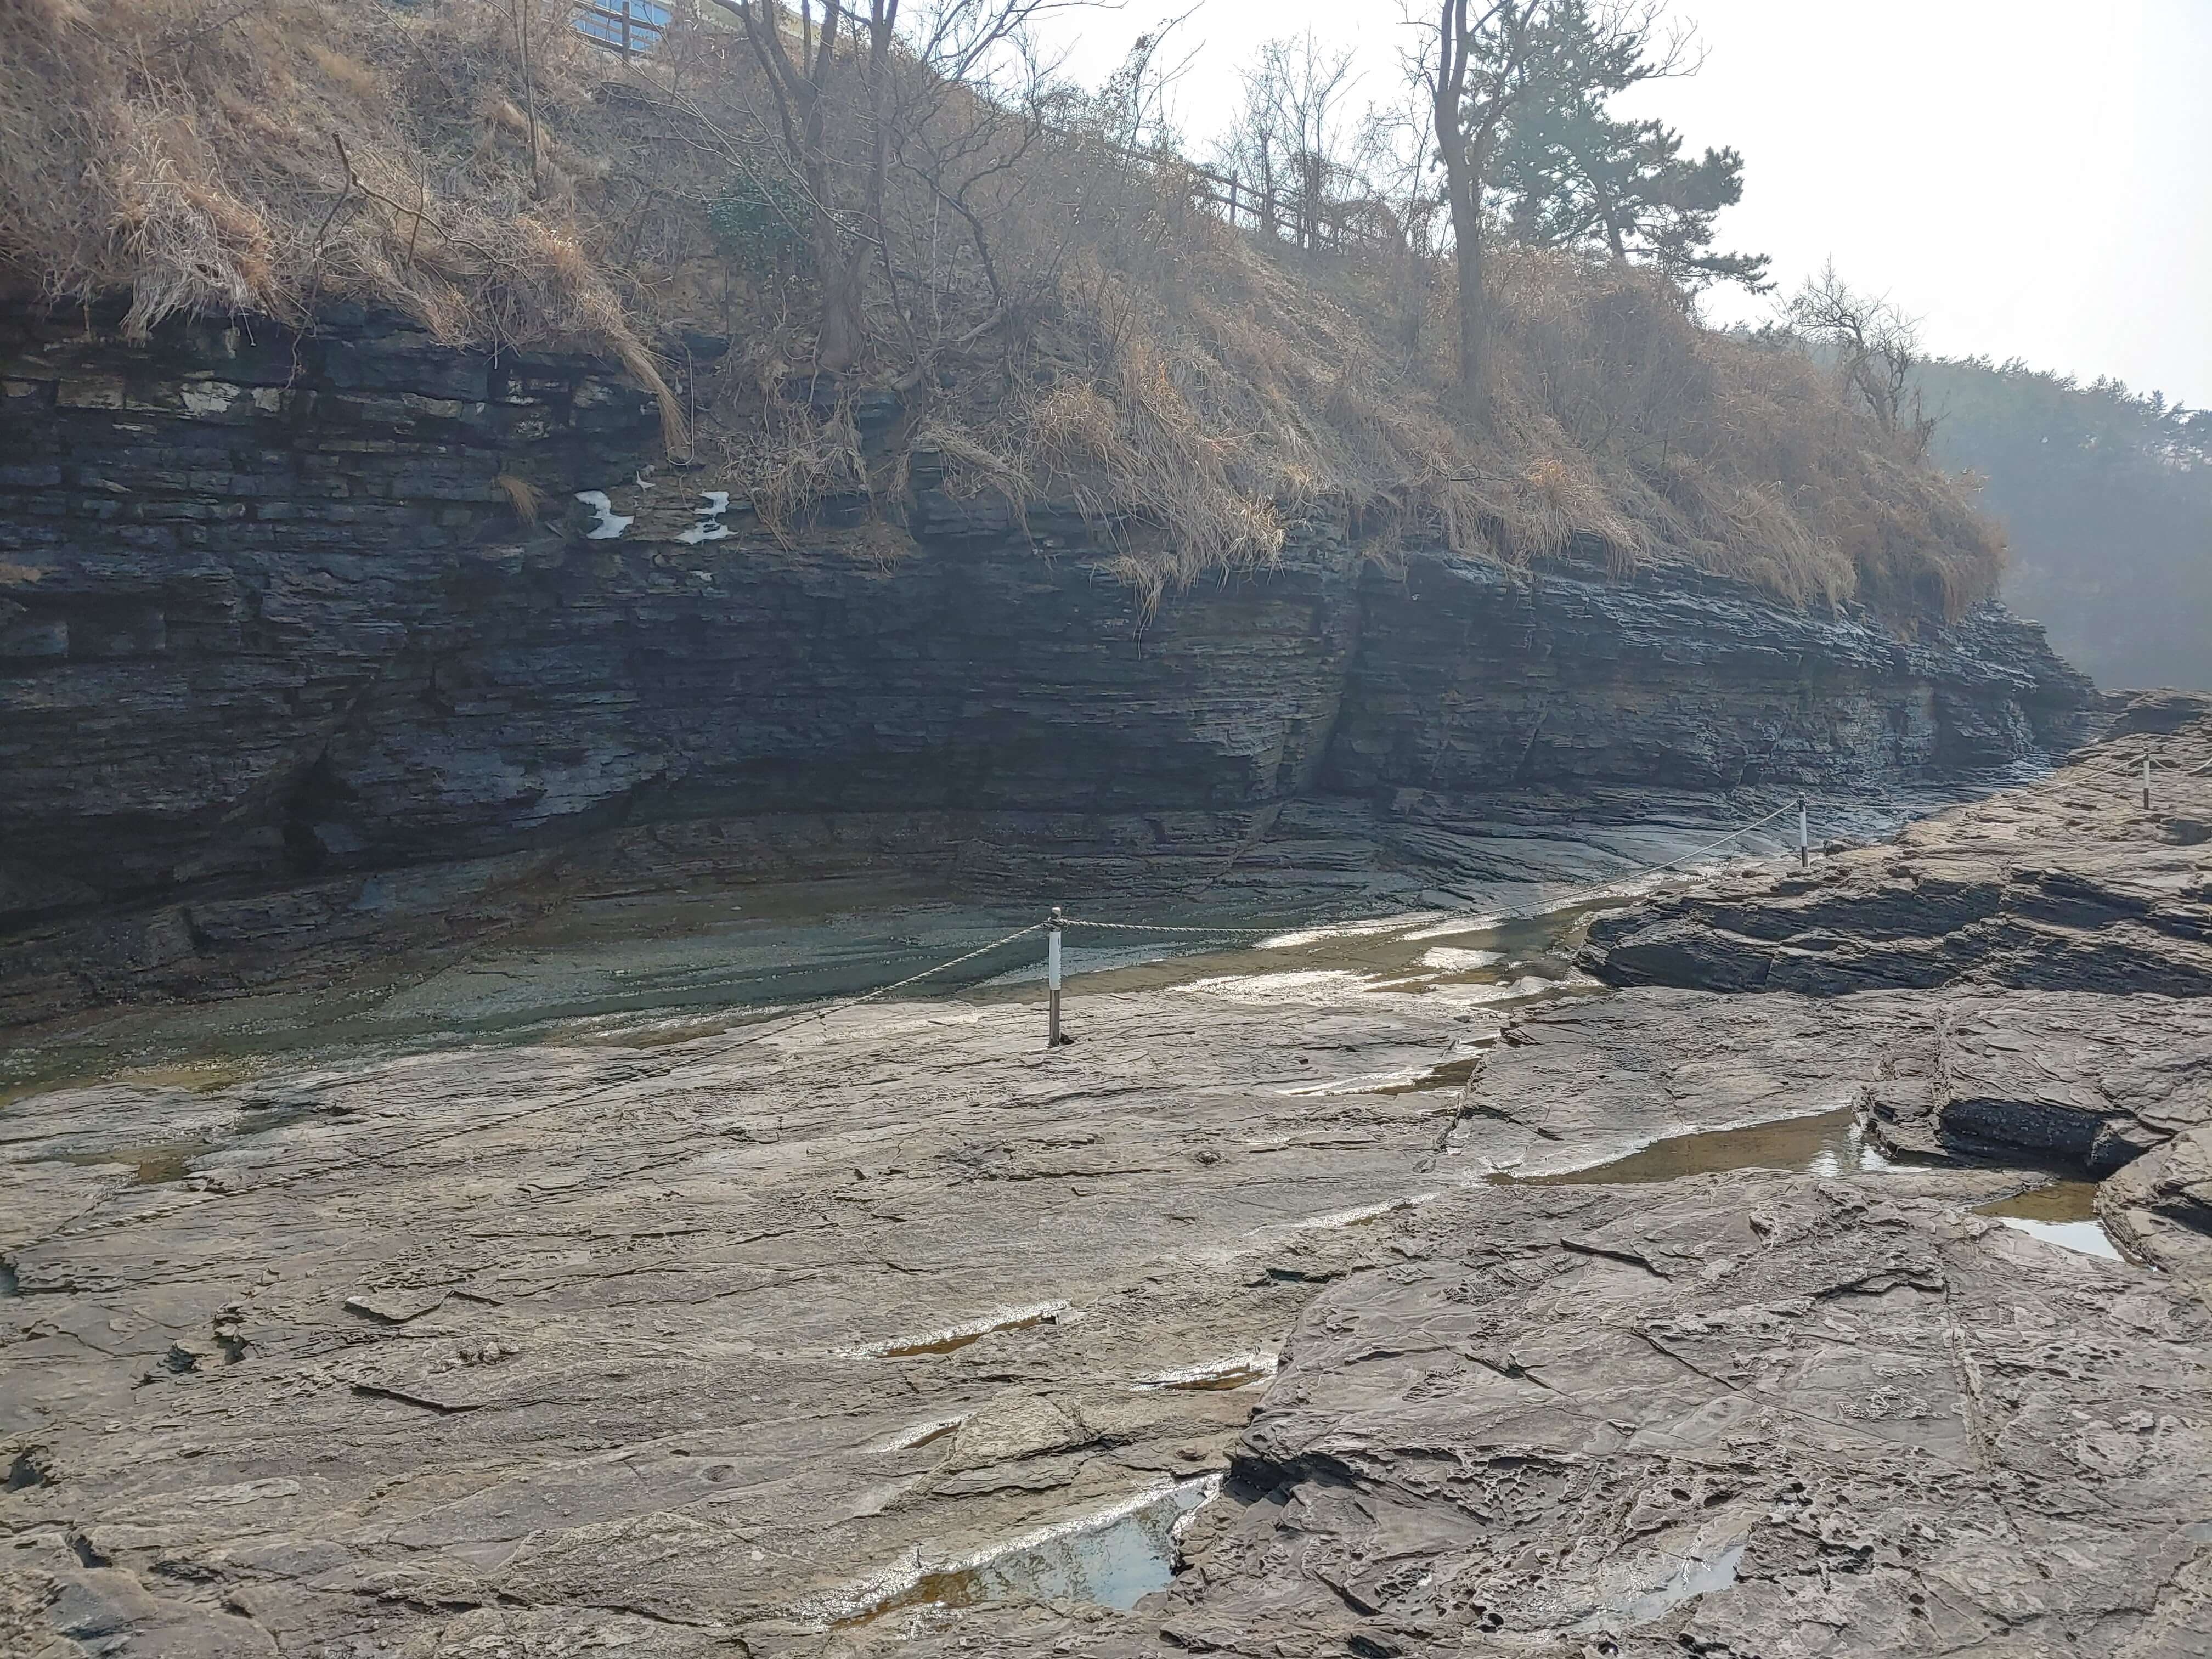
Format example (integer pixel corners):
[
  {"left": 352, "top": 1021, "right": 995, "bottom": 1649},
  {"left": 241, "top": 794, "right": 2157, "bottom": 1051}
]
[{"left": 0, "top": 306, "right": 2096, "bottom": 1023}]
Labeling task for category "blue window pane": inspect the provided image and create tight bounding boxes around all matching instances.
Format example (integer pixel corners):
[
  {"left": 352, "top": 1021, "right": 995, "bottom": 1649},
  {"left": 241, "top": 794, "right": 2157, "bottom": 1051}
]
[{"left": 575, "top": 0, "right": 669, "bottom": 49}]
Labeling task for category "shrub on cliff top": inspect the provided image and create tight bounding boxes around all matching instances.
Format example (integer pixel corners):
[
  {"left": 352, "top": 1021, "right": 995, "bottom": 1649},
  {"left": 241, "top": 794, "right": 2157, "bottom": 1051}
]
[{"left": 0, "top": 0, "right": 2002, "bottom": 622}]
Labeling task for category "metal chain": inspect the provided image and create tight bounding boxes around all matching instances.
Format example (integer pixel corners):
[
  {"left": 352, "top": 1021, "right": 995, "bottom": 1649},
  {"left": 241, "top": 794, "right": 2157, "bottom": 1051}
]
[
  {"left": 1059, "top": 917, "right": 1281, "bottom": 936},
  {"left": 58, "top": 741, "right": 2187, "bottom": 1233},
  {"left": 2114, "top": 751, "right": 2212, "bottom": 779},
  {"left": 782, "top": 921, "right": 1049, "bottom": 1026},
  {"left": 1618, "top": 798, "right": 1804, "bottom": 879}
]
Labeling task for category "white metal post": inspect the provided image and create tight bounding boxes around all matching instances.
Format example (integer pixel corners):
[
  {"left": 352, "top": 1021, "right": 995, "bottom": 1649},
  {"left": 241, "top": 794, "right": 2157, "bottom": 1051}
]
[
  {"left": 2144, "top": 752, "right": 2153, "bottom": 813},
  {"left": 1046, "top": 906, "right": 1063, "bottom": 1049},
  {"left": 1798, "top": 796, "right": 1809, "bottom": 870}
]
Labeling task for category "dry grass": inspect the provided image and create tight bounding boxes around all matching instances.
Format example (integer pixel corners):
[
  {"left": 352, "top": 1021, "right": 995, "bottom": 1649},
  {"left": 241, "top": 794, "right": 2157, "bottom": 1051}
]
[
  {"left": 0, "top": 0, "right": 684, "bottom": 443},
  {"left": 493, "top": 471, "right": 543, "bottom": 523},
  {"left": 0, "top": 0, "right": 2003, "bottom": 621}
]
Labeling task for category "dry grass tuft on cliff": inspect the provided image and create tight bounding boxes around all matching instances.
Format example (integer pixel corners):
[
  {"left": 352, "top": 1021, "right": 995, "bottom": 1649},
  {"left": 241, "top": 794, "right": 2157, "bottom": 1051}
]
[{"left": 0, "top": 0, "right": 2002, "bottom": 620}]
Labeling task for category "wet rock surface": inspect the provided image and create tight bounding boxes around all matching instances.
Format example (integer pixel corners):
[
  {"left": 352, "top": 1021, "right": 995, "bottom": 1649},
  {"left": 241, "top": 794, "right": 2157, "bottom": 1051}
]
[
  {"left": 7, "top": 310, "right": 2200, "bottom": 1656},
  {"left": 851, "top": 710, "right": 2212, "bottom": 1657},
  {"left": 1575, "top": 697, "right": 2212, "bottom": 1179},
  {"left": 1448, "top": 983, "right": 2212, "bottom": 1182},
  {"left": 0, "top": 941, "right": 1548, "bottom": 1657}
]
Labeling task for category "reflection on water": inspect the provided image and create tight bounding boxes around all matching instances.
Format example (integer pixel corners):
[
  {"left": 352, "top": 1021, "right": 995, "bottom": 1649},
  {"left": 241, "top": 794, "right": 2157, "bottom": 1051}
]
[
  {"left": 866, "top": 1302, "right": 1071, "bottom": 1358},
  {"left": 1513, "top": 1108, "right": 1897, "bottom": 1186},
  {"left": 840, "top": 1477, "right": 1216, "bottom": 1627},
  {"left": 55, "top": 1142, "right": 204, "bottom": 1185},
  {"left": 973, "top": 898, "right": 1623, "bottom": 1023},
  {"left": 1136, "top": 1352, "right": 1279, "bottom": 1391},
  {"left": 1976, "top": 1182, "right": 2125, "bottom": 1262},
  {"left": 1585, "top": 1541, "right": 1747, "bottom": 1631},
  {"left": 1520, "top": 1113, "right": 2134, "bottom": 1265},
  {"left": 2, "top": 882, "right": 1619, "bottom": 1105},
  {"left": 4, "top": 776, "right": 1971, "bottom": 1104}
]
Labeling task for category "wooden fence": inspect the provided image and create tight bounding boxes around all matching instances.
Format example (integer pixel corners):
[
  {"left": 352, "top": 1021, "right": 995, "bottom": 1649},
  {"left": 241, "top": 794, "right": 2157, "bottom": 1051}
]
[{"left": 1178, "top": 157, "right": 1400, "bottom": 256}]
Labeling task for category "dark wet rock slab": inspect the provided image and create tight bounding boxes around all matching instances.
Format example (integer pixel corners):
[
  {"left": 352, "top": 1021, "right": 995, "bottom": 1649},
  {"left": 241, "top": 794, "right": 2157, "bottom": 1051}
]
[{"left": 1581, "top": 694, "right": 2212, "bottom": 999}]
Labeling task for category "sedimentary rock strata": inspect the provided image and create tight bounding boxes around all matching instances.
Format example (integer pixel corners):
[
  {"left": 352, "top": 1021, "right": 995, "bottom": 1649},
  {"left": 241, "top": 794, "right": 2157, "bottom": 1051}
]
[
  {"left": 1576, "top": 699, "right": 2212, "bottom": 1178},
  {"left": 0, "top": 963, "right": 1506, "bottom": 1656},
  {"left": 1581, "top": 694, "right": 2212, "bottom": 997},
  {"left": 11, "top": 715, "right": 2212, "bottom": 1654},
  {"left": 1, "top": 306, "right": 2092, "bottom": 1025},
  {"left": 2101, "top": 1124, "right": 2212, "bottom": 1302}
]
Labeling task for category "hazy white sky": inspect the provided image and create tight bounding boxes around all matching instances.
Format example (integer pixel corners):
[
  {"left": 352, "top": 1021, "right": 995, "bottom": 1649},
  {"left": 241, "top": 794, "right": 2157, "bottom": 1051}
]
[{"left": 1036, "top": 0, "right": 2212, "bottom": 408}]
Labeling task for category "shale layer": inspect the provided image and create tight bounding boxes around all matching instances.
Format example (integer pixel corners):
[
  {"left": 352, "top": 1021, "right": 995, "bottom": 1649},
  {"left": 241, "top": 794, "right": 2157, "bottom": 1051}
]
[{"left": 0, "top": 309, "right": 2094, "bottom": 1026}]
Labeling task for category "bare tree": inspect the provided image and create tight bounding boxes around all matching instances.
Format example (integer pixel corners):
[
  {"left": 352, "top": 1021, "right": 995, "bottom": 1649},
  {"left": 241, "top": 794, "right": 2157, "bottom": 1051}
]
[
  {"left": 1352, "top": 93, "right": 1444, "bottom": 356},
  {"left": 1275, "top": 33, "right": 1360, "bottom": 251},
  {"left": 885, "top": 32, "right": 1051, "bottom": 321},
  {"left": 1091, "top": 10, "right": 1202, "bottom": 154},
  {"left": 732, "top": 0, "right": 896, "bottom": 369},
  {"left": 1219, "top": 32, "right": 1361, "bottom": 251},
  {"left": 1217, "top": 44, "right": 1289, "bottom": 238},
  {"left": 731, "top": 0, "right": 1102, "bottom": 372},
  {"left": 1785, "top": 261, "right": 1934, "bottom": 452},
  {"left": 1421, "top": 0, "right": 1544, "bottom": 420}
]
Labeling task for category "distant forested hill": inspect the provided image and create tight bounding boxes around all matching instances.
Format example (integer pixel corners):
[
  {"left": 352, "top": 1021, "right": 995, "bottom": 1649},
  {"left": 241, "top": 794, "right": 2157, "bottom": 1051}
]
[{"left": 1917, "top": 359, "right": 2212, "bottom": 690}]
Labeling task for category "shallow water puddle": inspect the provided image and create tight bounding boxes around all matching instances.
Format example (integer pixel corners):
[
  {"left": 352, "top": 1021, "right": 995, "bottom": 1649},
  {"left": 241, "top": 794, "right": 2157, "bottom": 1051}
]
[
  {"left": 1511, "top": 1108, "right": 1896, "bottom": 1186},
  {"left": 55, "top": 1141, "right": 208, "bottom": 1186},
  {"left": 832, "top": 1477, "right": 1218, "bottom": 1628},
  {"left": 1136, "top": 1353, "right": 1278, "bottom": 1391},
  {"left": 1583, "top": 1541, "right": 1747, "bottom": 1631},
  {"left": 1974, "top": 1182, "right": 2125, "bottom": 1262},
  {"left": 1505, "top": 1111, "right": 2135, "bottom": 1262},
  {"left": 865, "top": 1301, "right": 1072, "bottom": 1358},
  {"left": 978, "top": 900, "right": 1615, "bottom": 1014}
]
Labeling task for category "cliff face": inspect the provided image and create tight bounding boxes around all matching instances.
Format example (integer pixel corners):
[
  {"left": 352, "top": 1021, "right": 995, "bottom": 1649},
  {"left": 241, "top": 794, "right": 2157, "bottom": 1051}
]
[
  {"left": 1329, "top": 555, "right": 2085, "bottom": 791},
  {"left": 0, "top": 307, "right": 2095, "bottom": 1023}
]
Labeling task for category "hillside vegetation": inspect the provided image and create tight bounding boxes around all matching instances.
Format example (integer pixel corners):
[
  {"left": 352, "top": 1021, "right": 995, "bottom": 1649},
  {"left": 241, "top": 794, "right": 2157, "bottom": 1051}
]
[
  {"left": 1918, "top": 358, "right": 2211, "bottom": 688},
  {"left": 0, "top": 0, "right": 2004, "bottom": 620}
]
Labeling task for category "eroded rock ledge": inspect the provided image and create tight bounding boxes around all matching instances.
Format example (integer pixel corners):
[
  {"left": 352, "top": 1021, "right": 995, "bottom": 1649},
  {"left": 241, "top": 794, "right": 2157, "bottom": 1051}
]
[
  {"left": 1579, "top": 692, "right": 2212, "bottom": 997},
  {"left": 0, "top": 305, "right": 2093, "bottom": 1026},
  {"left": 1577, "top": 696, "right": 2212, "bottom": 1189}
]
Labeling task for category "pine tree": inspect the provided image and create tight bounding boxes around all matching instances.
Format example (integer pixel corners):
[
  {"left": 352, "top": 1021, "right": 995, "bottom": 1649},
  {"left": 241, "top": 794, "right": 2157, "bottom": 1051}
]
[{"left": 1493, "top": 2, "right": 1769, "bottom": 293}]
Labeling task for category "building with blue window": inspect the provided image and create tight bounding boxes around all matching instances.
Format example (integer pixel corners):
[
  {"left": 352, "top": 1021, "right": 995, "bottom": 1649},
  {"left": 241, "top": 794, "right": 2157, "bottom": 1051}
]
[{"left": 575, "top": 0, "right": 671, "bottom": 57}]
